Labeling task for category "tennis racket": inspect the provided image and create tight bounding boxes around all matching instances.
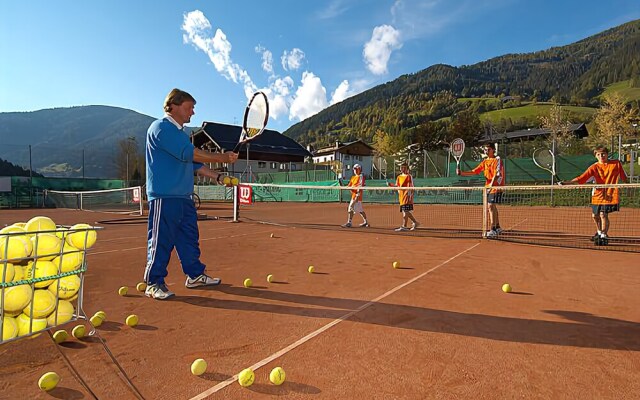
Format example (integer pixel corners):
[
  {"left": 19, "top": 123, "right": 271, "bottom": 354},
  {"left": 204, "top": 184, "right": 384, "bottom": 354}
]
[
  {"left": 232, "top": 91, "right": 269, "bottom": 153},
  {"left": 532, "top": 148, "right": 560, "bottom": 182},
  {"left": 450, "top": 138, "right": 465, "bottom": 169}
]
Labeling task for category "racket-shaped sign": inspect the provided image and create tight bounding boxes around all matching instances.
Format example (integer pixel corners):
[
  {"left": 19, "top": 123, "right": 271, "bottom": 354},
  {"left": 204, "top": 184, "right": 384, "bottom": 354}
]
[
  {"left": 532, "top": 148, "right": 560, "bottom": 182},
  {"left": 232, "top": 91, "right": 269, "bottom": 153},
  {"left": 450, "top": 138, "right": 465, "bottom": 168}
]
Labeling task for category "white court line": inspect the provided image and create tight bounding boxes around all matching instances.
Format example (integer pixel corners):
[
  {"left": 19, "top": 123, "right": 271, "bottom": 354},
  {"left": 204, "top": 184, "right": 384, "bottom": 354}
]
[
  {"left": 189, "top": 242, "right": 482, "bottom": 400},
  {"left": 88, "top": 230, "right": 275, "bottom": 256}
]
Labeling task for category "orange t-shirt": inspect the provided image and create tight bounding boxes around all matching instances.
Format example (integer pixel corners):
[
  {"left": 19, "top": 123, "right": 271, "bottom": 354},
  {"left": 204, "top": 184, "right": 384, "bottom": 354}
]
[
  {"left": 575, "top": 160, "right": 627, "bottom": 204},
  {"left": 395, "top": 174, "right": 414, "bottom": 205},
  {"left": 471, "top": 157, "right": 505, "bottom": 193},
  {"left": 348, "top": 174, "right": 365, "bottom": 201}
]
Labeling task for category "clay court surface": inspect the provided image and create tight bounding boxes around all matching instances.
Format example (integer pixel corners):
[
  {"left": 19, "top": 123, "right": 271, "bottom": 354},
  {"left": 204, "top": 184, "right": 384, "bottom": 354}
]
[{"left": 1, "top": 204, "right": 639, "bottom": 399}]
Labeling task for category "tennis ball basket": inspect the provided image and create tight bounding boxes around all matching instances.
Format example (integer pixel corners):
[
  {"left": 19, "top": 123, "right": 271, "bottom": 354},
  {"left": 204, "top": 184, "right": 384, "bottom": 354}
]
[{"left": 0, "top": 218, "right": 101, "bottom": 344}]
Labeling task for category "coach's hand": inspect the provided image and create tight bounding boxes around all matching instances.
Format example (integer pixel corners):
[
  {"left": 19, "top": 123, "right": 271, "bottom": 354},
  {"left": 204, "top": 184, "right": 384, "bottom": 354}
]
[{"left": 223, "top": 151, "right": 239, "bottom": 163}]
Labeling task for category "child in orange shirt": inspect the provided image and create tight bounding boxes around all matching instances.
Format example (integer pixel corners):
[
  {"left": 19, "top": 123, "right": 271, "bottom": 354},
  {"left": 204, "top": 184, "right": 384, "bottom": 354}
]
[
  {"left": 561, "top": 146, "right": 627, "bottom": 242},
  {"left": 341, "top": 164, "right": 369, "bottom": 228},
  {"left": 388, "top": 162, "right": 420, "bottom": 231}
]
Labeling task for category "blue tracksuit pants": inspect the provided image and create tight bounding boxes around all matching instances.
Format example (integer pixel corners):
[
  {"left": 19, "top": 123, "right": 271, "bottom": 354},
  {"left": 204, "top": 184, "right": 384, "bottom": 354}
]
[{"left": 143, "top": 198, "right": 206, "bottom": 285}]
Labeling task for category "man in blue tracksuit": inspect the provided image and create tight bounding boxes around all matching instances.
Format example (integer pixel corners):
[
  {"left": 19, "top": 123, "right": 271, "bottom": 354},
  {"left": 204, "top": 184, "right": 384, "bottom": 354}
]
[{"left": 143, "top": 88, "right": 238, "bottom": 300}]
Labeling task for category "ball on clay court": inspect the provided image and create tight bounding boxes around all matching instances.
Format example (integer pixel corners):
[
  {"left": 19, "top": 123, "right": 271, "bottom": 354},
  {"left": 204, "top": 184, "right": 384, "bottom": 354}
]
[
  {"left": 118, "top": 286, "right": 128, "bottom": 296},
  {"left": 270, "top": 233, "right": 274, "bottom": 238},
  {"left": 52, "top": 329, "right": 68, "bottom": 344},
  {"left": 191, "top": 358, "right": 207, "bottom": 376},
  {"left": 308, "top": 266, "right": 315, "bottom": 274},
  {"left": 243, "top": 278, "right": 253, "bottom": 288},
  {"left": 237, "top": 368, "right": 255, "bottom": 387},
  {"left": 38, "top": 371, "right": 60, "bottom": 392},
  {"left": 269, "top": 367, "right": 286, "bottom": 385},
  {"left": 392, "top": 261, "right": 400, "bottom": 269},
  {"left": 72, "top": 325, "right": 85, "bottom": 339},
  {"left": 266, "top": 274, "right": 274, "bottom": 283},
  {"left": 231, "top": 177, "right": 239, "bottom": 186},
  {"left": 136, "top": 282, "right": 147, "bottom": 292},
  {"left": 94, "top": 311, "right": 106, "bottom": 320},
  {"left": 502, "top": 283, "right": 512, "bottom": 293},
  {"left": 90, "top": 315, "right": 103, "bottom": 327},
  {"left": 126, "top": 314, "right": 139, "bottom": 327}
]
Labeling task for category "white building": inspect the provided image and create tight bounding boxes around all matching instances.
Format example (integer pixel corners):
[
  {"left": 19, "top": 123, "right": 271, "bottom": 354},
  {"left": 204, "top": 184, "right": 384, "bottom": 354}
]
[{"left": 312, "top": 140, "right": 375, "bottom": 179}]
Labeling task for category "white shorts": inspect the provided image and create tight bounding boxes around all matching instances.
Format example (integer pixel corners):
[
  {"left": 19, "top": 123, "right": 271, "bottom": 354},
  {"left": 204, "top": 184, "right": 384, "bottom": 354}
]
[{"left": 348, "top": 199, "right": 364, "bottom": 213}]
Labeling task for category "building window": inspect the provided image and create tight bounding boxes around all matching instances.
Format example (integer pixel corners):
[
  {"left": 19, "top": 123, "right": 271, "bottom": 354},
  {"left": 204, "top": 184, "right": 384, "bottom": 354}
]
[
  {"left": 258, "top": 162, "right": 266, "bottom": 168},
  {"left": 270, "top": 162, "right": 277, "bottom": 169}
]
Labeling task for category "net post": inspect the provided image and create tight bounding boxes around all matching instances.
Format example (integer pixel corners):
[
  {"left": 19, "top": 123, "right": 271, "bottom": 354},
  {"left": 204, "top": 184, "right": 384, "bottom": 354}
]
[
  {"left": 482, "top": 188, "right": 488, "bottom": 237},
  {"left": 233, "top": 185, "right": 239, "bottom": 222}
]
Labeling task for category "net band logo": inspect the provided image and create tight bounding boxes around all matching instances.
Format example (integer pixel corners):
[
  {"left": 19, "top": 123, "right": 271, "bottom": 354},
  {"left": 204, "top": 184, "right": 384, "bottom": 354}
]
[
  {"left": 133, "top": 187, "right": 140, "bottom": 203},
  {"left": 239, "top": 185, "right": 252, "bottom": 205}
]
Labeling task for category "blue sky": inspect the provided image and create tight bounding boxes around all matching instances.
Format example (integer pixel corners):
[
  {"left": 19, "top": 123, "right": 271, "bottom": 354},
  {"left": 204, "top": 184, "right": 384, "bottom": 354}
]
[{"left": 1, "top": 1, "right": 639, "bottom": 133}]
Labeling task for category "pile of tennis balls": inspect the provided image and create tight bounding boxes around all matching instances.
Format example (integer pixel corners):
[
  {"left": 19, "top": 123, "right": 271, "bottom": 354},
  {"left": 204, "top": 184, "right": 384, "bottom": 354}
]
[{"left": 1, "top": 216, "right": 97, "bottom": 342}]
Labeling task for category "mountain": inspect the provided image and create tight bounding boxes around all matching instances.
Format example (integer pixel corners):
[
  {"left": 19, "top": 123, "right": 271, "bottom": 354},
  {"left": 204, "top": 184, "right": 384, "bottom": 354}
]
[
  {"left": 284, "top": 19, "right": 640, "bottom": 148},
  {"left": 0, "top": 106, "right": 154, "bottom": 178}
]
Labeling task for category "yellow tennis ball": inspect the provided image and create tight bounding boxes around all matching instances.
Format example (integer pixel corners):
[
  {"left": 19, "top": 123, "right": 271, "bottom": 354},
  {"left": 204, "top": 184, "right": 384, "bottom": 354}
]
[
  {"left": 12, "top": 222, "right": 26, "bottom": 228},
  {"left": 222, "top": 176, "right": 231, "bottom": 186},
  {"left": 54, "top": 227, "right": 68, "bottom": 240},
  {"left": 12, "top": 265, "right": 24, "bottom": 282},
  {"left": 90, "top": 315, "right": 103, "bottom": 327},
  {"left": 25, "top": 216, "right": 57, "bottom": 235},
  {"left": 30, "top": 234, "right": 62, "bottom": 260},
  {"left": 0, "top": 235, "right": 33, "bottom": 261},
  {"left": 269, "top": 367, "right": 286, "bottom": 385},
  {"left": 126, "top": 314, "right": 139, "bottom": 327},
  {"left": 2, "top": 284, "right": 33, "bottom": 314},
  {"left": 71, "top": 324, "right": 85, "bottom": 339},
  {"left": 502, "top": 283, "right": 512, "bottom": 293},
  {"left": 52, "top": 329, "right": 68, "bottom": 344},
  {"left": 27, "top": 260, "right": 59, "bottom": 288},
  {"left": 136, "top": 282, "right": 147, "bottom": 292},
  {"left": 237, "top": 368, "right": 255, "bottom": 387},
  {"left": 66, "top": 223, "right": 97, "bottom": 250},
  {"left": 0, "top": 225, "right": 26, "bottom": 234},
  {"left": 270, "top": 233, "right": 275, "bottom": 238},
  {"left": 38, "top": 371, "right": 60, "bottom": 392},
  {"left": 48, "top": 274, "right": 81, "bottom": 300},
  {"left": 266, "top": 274, "right": 274, "bottom": 283},
  {"left": 94, "top": 311, "right": 106, "bottom": 320},
  {"left": 231, "top": 177, "right": 239, "bottom": 186},
  {"left": 308, "top": 265, "right": 315, "bottom": 274},
  {"left": 47, "top": 300, "right": 75, "bottom": 326},
  {"left": 243, "top": 278, "right": 252, "bottom": 288},
  {"left": 51, "top": 244, "right": 83, "bottom": 272},
  {"left": 392, "top": 261, "right": 400, "bottom": 269},
  {"left": 17, "top": 313, "right": 48, "bottom": 337},
  {"left": 2, "top": 317, "right": 18, "bottom": 341},
  {"left": 23, "top": 289, "right": 57, "bottom": 318},
  {"left": 118, "top": 286, "right": 128, "bottom": 296},
  {"left": 1, "top": 262, "right": 15, "bottom": 283},
  {"left": 191, "top": 358, "right": 207, "bottom": 376}
]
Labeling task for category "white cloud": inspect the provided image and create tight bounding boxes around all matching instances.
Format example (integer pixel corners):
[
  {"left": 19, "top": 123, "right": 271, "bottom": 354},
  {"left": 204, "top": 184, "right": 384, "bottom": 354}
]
[
  {"left": 281, "top": 48, "right": 306, "bottom": 71},
  {"left": 183, "top": 10, "right": 353, "bottom": 124},
  {"left": 317, "top": 0, "right": 350, "bottom": 19},
  {"left": 330, "top": 80, "right": 352, "bottom": 105},
  {"left": 289, "top": 72, "right": 329, "bottom": 121},
  {"left": 255, "top": 45, "right": 273, "bottom": 74},
  {"left": 363, "top": 25, "right": 403, "bottom": 75}
]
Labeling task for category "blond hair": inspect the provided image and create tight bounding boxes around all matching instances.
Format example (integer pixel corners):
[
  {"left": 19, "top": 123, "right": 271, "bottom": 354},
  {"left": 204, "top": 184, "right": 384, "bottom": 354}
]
[{"left": 163, "top": 88, "right": 196, "bottom": 112}]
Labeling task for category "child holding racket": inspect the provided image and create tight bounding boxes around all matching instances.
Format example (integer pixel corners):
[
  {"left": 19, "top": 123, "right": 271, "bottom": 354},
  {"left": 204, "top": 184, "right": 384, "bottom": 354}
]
[
  {"left": 560, "top": 146, "right": 627, "bottom": 243},
  {"left": 143, "top": 88, "right": 239, "bottom": 300},
  {"left": 388, "top": 162, "right": 420, "bottom": 231},
  {"left": 457, "top": 143, "right": 505, "bottom": 237},
  {"left": 341, "top": 164, "right": 370, "bottom": 228}
]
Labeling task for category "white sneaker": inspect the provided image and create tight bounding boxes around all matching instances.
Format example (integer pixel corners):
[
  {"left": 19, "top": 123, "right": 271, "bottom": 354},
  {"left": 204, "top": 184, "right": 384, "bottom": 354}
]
[
  {"left": 185, "top": 274, "right": 221, "bottom": 288},
  {"left": 395, "top": 226, "right": 409, "bottom": 232},
  {"left": 410, "top": 222, "right": 420, "bottom": 231},
  {"left": 145, "top": 283, "right": 175, "bottom": 300},
  {"left": 359, "top": 222, "right": 370, "bottom": 227},
  {"left": 486, "top": 230, "right": 498, "bottom": 238},
  {"left": 341, "top": 222, "right": 352, "bottom": 228},
  {"left": 495, "top": 227, "right": 503, "bottom": 234}
]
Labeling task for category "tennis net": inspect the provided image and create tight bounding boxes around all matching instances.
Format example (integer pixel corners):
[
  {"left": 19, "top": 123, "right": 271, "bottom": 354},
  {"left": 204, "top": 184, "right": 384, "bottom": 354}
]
[
  {"left": 44, "top": 186, "right": 144, "bottom": 215},
  {"left": 234, "top": 182, "right": 640, "bottom": 253}
]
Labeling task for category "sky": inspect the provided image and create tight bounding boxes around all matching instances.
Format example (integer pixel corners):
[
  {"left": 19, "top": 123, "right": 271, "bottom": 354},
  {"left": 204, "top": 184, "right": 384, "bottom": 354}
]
[{"left": 1, "top": 1, "right": 639, "bottom": 133}]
